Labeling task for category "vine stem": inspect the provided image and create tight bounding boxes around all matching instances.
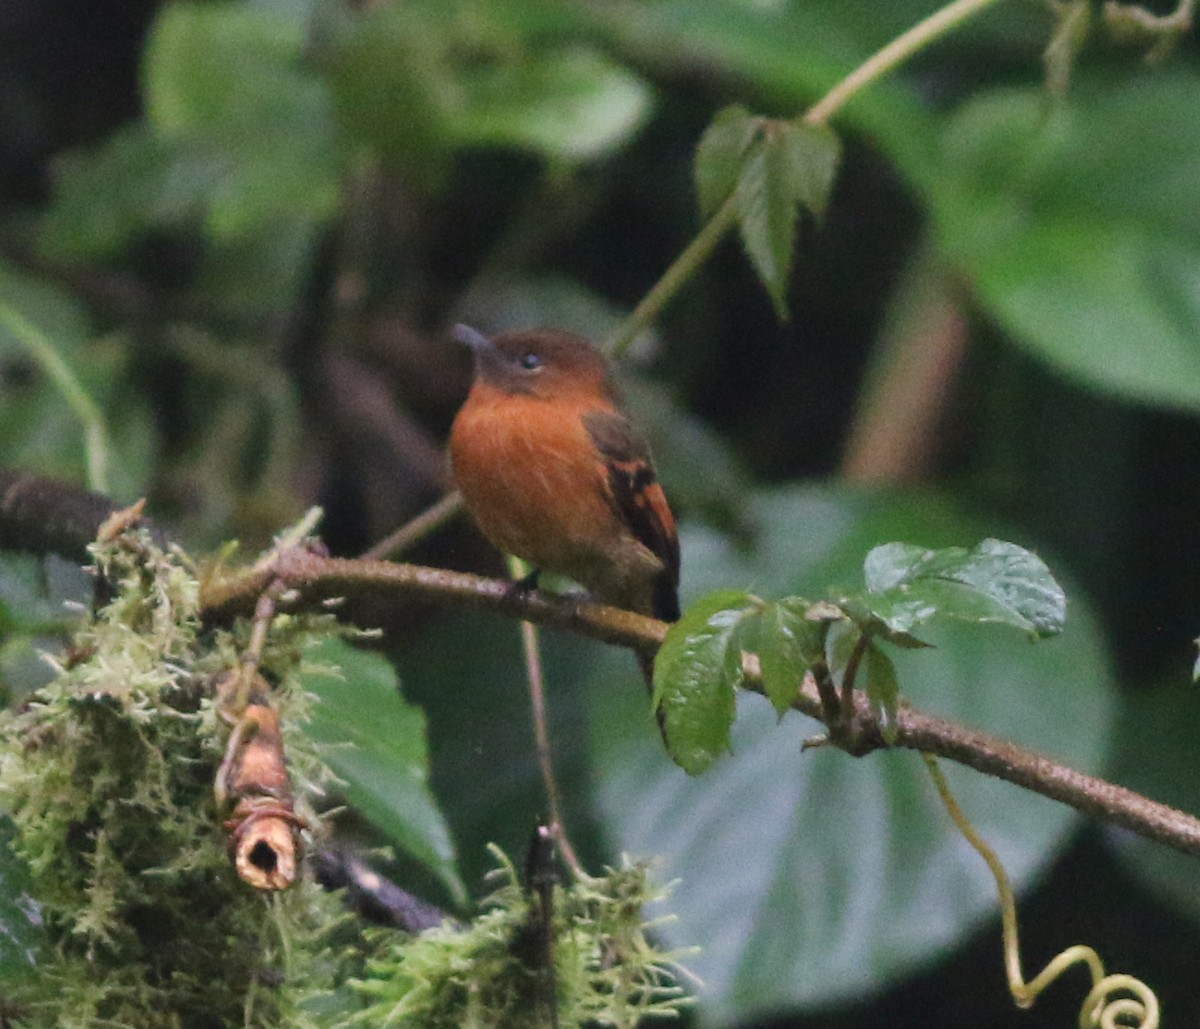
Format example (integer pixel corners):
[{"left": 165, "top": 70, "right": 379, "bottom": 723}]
[
  {"left": 922, "top": 753, "right": 1160, "bottom": 1028},
  {"left": 803, "top": 0, "right": 1009, "bottom": 127},
  {"left": 605, "top": 0, "right": 1012, "bottom": 358}
]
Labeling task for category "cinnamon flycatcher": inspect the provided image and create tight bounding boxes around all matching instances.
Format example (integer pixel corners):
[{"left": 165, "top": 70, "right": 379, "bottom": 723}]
[{"left": 449, "top": 325, "right": 680, "bottom": 676}]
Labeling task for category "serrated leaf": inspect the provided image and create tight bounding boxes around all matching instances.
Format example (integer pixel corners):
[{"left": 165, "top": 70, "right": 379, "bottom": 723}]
[
  {"left": 862, "top": 538, "right": 1066, "bottom": 638},
  {"left": 863, "top": 644, "right": 899, "bottom": 744},
  {"left": 736, "top": 139, "right": 794, "bottom": 320},
  {"left": 694, "top": 104, "right": 760, "bottom": 220},
  {"left": 735, "top": 120, "right": 842, "bottom": 319},
  {"left": 777, "top": 120, "right": 841, "bottom": 219},
  {"left": 746, "top": 602, "right": 822, "bottom": 717},
  {"left": 652, "top": 589, "right": 755, "bottom": 774},
  {"left": 302, "top": 637, "right": 464, "bottom": 902},
  {"left": 837, "top": 592, "right": 932, "bottom": 649}
]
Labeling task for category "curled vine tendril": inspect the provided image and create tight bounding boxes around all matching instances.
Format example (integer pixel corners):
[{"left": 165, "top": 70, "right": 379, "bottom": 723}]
[{"left": 922, "top": 753, "right": 1160, "bottom": 1029}]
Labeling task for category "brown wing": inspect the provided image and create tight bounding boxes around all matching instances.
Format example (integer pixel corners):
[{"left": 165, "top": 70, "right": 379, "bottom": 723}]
[{"left": 582, "top": 409, "right": 680, "bottom": 622}]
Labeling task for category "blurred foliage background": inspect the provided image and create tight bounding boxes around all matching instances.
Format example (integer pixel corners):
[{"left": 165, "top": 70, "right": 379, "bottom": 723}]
[{"left": 1, "top": 0, "right": 1199, "bottom": 1025}]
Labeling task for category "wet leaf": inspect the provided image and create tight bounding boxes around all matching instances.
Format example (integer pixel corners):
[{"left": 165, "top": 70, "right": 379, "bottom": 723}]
[{"left": 653, "top": 590, "right": 755, "bottom": 774}]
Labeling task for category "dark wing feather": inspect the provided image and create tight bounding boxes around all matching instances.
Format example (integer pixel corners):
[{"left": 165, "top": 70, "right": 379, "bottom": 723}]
[{"left": 583, "top": 409, "right": 680, "bottom": 622}]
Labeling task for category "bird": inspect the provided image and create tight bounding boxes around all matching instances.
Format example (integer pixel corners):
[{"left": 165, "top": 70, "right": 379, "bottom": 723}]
[{"left": 448, "top": 324, "right": 680, "bottom": 686}]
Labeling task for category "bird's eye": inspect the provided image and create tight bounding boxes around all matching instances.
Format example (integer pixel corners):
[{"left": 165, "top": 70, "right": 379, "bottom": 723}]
[{"left": 519, "top": 352, "right": 543, "bottom": 370}]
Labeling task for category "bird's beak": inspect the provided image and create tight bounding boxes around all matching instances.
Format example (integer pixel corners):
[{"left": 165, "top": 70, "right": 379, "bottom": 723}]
[{"left": 451, "top": 324, "right": 494, "bottom": 354}]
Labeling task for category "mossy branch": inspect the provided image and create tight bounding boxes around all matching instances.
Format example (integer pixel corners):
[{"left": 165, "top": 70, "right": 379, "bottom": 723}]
[
  {"left": 3, "top": 478, "right": 1197, "bottom": 865},
  {"left": 198, "top": 547, "right": 1200, "bottom": 862}
]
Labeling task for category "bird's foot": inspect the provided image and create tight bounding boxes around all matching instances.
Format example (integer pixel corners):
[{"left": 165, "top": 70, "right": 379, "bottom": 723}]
[{"left": 507, "top": 568, "right": 541, "bottom": 596}]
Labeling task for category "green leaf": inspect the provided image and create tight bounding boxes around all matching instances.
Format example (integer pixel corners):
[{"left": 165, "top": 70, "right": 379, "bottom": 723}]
[
  {"left": 324, "top": 4, "right": 454, "bottom": 183},
  {"left": 777, "top": 120, "right": 841, "bottom": 219},
  {"left": 929, "top": 73, "right": 1200, "bottom": 412},
  {"left": 735, "top": 139, "right": 794, "bottom": 320},
  {"left": 142, "top": 1, "right": 340, "bottom": 238},
  {"left": 695, "top": 104, "right": 760, "bottom": 220},
  {"left": 41, "top": 125, "right": 205, "bottom": 257},
  {"left": 741, "top": 602, "right": 816, "bottom": 718},
  {"left": 862, "top": 538, "right": 1066, "bottom": 639},
  {"left": 822, "top": 616, "right": 859, "bottom": 691},
  {"left": 863, "top": 644, "right": 899, "bottom": 745},
  {"left": 302, "top": 637, "right": 464, "bottom": 903},
  {"left": 735, "top": 121, "right": 841, "bottom": 319},
  {"left": 588, "top": 485, "right": 1116, "bottom": 1021},
  {"left": 451, "top": 47, "right": 653, "bottom": 162},
  {"left": 652, "top": 590, "right": 755, "bottom": 774},
  {"left": 50, "top": 3, "right": 339, "bottom": 252},
  {"left": 145, "top": 2, "right": 306, "bottom": 135}
]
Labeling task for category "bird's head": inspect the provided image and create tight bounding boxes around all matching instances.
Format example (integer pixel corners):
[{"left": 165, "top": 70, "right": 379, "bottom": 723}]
[{"left": 452, "top": 324, "right": 617, "bottom": 402}]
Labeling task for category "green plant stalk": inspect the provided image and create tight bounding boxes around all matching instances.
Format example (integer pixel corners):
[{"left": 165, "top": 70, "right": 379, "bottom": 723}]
[
  {"left": 922, "top": 753, "right": 1160, "bottom": 1027},
  {"left": 604, "top": 0, "right": 1011, "bottom": 358},
  {"left": 803, "top": 0, "right": 1009, "bottom": 126},
  {"left": 0, "top": 300, "right": 110, "bottom": 493},
  {"left": 606, "top": 191, "right": 740, "bottom": 359}
]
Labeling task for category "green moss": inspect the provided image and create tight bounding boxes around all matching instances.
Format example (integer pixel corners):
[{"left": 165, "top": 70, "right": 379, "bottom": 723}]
[
  {"left": 341, "top": 848, "right": 691, "bottom": 1029},
  {"left": 0, "top": 528, "right": 691, "bottom": 1028},
  {"left": 0, "top": 530, "right": 350, "bottom": 1027}
]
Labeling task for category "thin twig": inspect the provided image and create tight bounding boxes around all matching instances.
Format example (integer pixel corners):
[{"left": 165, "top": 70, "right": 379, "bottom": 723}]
[
  {"left": 605, "top": 193, "right": 739, "bottom": 360},
  {"left": 361, "top": 490, "right": 464, "bottom": 561},
  {"left": 519, "top": 618, "right": 588, "bottom": 881},
  {"left": 201, "top": 550, "right": 667, "bottom": 654},
  {"left": 507, "top": 553, "right": 591, "bottom": 881}
]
